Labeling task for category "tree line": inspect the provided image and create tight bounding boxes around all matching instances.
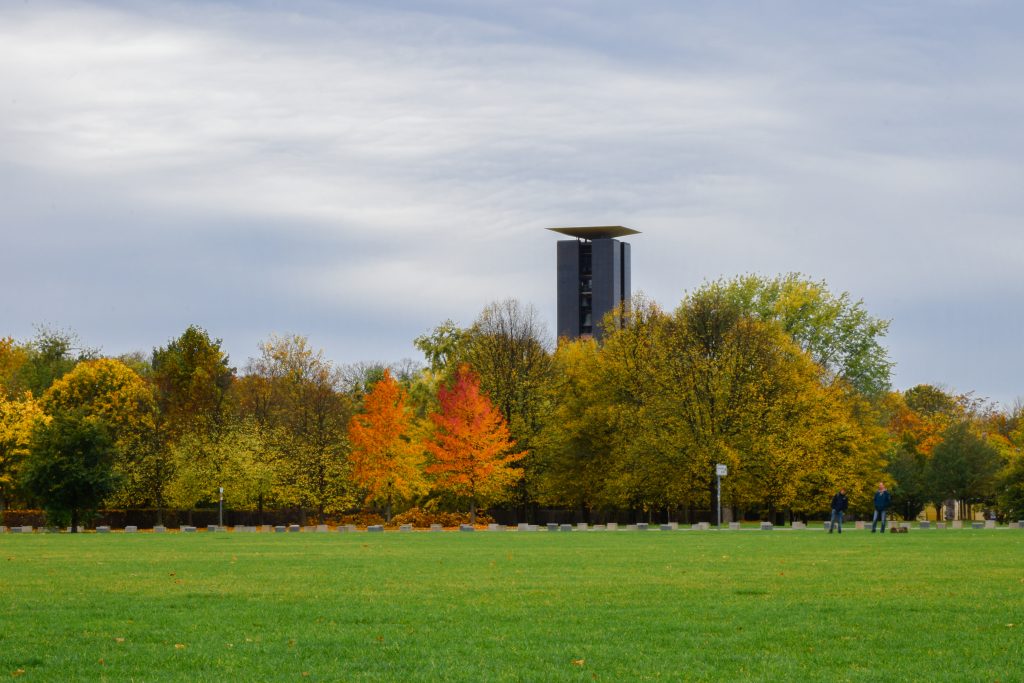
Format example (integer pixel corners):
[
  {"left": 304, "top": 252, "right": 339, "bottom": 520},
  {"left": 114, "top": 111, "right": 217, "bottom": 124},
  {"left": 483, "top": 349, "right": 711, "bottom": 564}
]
[{"left": 1, "top": 274, "right": 1022, "bottom": 529}]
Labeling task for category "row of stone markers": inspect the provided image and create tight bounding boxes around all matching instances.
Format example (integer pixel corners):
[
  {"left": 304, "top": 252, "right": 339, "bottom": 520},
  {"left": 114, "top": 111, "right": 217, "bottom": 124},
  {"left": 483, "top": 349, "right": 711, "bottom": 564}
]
[{"left": 2, "top": 520, "right": 1021, "bottom": 533}]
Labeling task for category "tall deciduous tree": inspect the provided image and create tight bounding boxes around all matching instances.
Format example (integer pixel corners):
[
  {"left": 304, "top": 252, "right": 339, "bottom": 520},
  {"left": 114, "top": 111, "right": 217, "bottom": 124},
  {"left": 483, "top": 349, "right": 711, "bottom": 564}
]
[
  {"left": 707, "top": 274, "right": 893, "bottom": 396},
  {"left": 42, "top": 358, "right": 157, "bottom": 508},
  {"left": 424, "top": 365, "right": 525, "bottom": 523},
  {"left": 240, "top": 334, "right": 355, "bottom": 523},
  {"left": 927, "top": 421, "right": 1003, "bottom": 520},
  {"left": 14, "top": 327, "right": 96, "bottom": 398},
  {"left": 146, "top": 326, "right": 235, "bottom": 522},
  {"left": 22, "top": 411, "right": 118, "bottom": 531},
  {"left": 348, "top": 370, "right": 426, "bottom": 521},
  {"left": 152, "top": 325, "right": 235, "bottom": 436}
]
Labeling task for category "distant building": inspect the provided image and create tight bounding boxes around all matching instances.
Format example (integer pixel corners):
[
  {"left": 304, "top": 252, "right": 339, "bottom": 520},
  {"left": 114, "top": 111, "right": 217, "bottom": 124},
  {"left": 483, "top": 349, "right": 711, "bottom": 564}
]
[{"left": 548, "top": 226, "right": 639, "bottom": 341}]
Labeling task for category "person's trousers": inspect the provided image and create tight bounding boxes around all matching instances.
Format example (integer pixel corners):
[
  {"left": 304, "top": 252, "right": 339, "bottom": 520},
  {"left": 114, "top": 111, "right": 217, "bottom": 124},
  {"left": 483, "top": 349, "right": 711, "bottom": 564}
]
[
  {"left": 830, "top": 510, "right": 843, "bottom": 533},
  {"left": 871, "top": 509, "right": 887, "bottom": 532}
]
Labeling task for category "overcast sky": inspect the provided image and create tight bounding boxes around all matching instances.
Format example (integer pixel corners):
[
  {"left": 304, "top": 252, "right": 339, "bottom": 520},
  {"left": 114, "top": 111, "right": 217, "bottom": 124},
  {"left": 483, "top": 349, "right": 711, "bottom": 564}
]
[{"left": 2, "top": 1, "right": 1022, "bottom": 407}]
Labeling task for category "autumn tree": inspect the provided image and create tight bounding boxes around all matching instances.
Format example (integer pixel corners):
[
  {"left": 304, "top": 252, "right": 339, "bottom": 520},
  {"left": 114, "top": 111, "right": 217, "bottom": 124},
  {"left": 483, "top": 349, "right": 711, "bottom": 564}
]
[
  {"left": 0, "top": 392, "right": 48, "bottom": 522},
  {"left": 424, "top": 365, "right": 525, "bottom": 523},
  {"left": 418, "top": 301, "right": 553, "bottom": 514},
  {"left": 347, "top": 370, "right": 426, "bottom": 521},
  {"left": 21, "top": 410, "right": 119, "bottom": 531},
  {"left": 883, "top": 385, "right": 969, "bottom": 519},
  {"left": 152, "top": 325, "right": 234, "bottom": 436},
  {"left": 238, "top": 334, "right": 355, "bottom": 523},
  {"left": 580, "top": 289, "right": 884, "bottom": 523},
  {"left": 165, "top": 417, "right": 283, "bottom": 524},
  {"left": 143, "top": 326, "right": 235, "bottom": 522},
  {"left": 41, "top": 358, "right": 157, "bottom": 508},
  {"left": 532, "top": 337, "right": 618, "bottom": 520},
  {"left": 0, "top": 337, "right": 29, "bottom": 399}
]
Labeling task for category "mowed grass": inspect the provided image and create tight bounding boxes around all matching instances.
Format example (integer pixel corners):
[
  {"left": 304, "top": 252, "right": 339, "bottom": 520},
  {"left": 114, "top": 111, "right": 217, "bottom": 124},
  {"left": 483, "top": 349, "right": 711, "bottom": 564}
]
[{"left": 2, "top": 529, "right": 1023, "bottom": 682}]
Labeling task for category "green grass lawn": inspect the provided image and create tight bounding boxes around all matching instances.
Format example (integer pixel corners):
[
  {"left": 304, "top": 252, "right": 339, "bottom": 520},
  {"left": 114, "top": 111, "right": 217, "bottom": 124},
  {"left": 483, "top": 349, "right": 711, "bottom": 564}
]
[{"left": 1, "top": 529, "right": 1022, "bottom": 682}]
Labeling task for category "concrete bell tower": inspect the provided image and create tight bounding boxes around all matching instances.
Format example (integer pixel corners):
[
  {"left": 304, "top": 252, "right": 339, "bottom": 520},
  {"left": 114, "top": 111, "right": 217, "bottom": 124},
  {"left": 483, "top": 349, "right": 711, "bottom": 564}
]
[{"left": 548, "top": 226, "right": 639, "bottom": 341}]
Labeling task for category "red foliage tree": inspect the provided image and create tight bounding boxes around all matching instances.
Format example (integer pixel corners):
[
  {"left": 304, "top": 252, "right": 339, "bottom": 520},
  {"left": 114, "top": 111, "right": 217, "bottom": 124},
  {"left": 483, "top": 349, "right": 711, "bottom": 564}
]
[{"left": 424, "top": 365, "right": 525, "bottom": 523}]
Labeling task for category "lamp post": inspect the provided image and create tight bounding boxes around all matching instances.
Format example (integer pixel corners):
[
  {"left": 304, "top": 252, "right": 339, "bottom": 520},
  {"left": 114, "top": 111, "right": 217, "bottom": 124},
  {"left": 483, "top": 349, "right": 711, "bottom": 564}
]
[{"left": 715, "top": 464, "right": 728, "bottom": 528}]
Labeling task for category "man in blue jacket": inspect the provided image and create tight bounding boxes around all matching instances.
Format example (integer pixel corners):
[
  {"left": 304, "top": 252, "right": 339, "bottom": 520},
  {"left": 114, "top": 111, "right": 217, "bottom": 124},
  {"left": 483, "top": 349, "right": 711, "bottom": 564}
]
[
  {"left": 871, "top": 482, "right": 892, "bottom": 533},
  {"left": 829, "top": 489, "right": 848, "bottom": 534}
]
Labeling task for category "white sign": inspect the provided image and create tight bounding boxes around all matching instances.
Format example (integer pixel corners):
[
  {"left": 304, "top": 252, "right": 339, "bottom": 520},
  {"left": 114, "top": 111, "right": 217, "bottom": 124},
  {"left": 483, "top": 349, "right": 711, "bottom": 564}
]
[{"left": 716, "top": 464, "right": 728, "bottom": 477}]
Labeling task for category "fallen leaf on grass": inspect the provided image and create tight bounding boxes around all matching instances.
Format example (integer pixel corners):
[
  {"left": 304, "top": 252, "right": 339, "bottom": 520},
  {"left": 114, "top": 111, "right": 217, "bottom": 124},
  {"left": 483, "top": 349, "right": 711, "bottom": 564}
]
[
  {"left": 174, "top": 643, "right": 186, "bottom": 650},
  {"left": 572, "top": 659, "right": 585, "bottom": 667},
  {"left": 12, "top": 669, "right": 25, "bottom": 677},
  {"left": 115, "top": 638, "right": 125, "bottom": 644},
  {"left": 1007, "top": 624, "right": 1016, "bottom": 628},
  {"left": 98, "top": 659, "right": 105, "bottom": 666}
]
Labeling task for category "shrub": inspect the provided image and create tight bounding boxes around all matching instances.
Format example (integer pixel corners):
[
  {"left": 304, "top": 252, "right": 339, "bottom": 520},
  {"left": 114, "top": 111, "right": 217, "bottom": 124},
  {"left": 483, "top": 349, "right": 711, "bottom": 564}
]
[{"left": 388, "top": 507, "right": 495, "bottom": 528}]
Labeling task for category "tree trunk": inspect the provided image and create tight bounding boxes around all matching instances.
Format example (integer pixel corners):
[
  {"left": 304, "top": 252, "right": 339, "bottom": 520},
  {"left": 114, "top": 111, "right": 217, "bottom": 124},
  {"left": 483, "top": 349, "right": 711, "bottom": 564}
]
[
  {"left": 257, "top": 495, "right": 264, "bottom": 526},
  {"left": 71, "top": 508, "right": 79, "bottom": 533},
  {"left": 385, "top": 498, "right": 392, "bottom": 524},
  {"left": 470, "top": 500, "right": 477, "bottom": 525}
]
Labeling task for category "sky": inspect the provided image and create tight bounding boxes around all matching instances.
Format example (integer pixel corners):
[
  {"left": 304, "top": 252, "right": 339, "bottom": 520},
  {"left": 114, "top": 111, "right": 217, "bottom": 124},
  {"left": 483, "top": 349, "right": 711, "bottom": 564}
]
[{"left": 2, "top": 1, "right": 1022, "bottom": 408}]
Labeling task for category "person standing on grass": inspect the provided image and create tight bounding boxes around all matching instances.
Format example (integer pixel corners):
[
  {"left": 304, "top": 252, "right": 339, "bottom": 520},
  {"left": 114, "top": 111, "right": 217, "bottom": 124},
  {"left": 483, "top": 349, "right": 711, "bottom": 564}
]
[
  {"left": 871, "top": 482, "right": 891, "bottom": 533},
  {"left": 829, "top": 489, "right": 848, "bottom": 534}
]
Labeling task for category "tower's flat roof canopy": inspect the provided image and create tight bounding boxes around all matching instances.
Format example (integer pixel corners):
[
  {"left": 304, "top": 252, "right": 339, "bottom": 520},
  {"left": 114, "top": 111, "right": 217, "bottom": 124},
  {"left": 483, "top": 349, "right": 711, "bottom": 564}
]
[{"left": 547, "top": 226, "right": 640, "bottom": 240}]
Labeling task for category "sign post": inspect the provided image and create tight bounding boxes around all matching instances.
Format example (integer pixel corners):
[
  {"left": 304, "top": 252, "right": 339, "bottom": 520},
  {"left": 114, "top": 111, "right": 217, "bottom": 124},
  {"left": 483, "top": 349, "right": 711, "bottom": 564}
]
[{"left": 715, "top": 464, "right": 728, "bottom": 528}]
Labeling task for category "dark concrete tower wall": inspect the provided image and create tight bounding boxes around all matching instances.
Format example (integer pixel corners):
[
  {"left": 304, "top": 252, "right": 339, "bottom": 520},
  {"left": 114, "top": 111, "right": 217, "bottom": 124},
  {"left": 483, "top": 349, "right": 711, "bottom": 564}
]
[
  {"left": 591, "top": 238, "right": 621, "bottom": 337},
  {"left": 621, "top": 241, "right": 631, "bottom": 316},
  {"left": 556, "top": 240, "right": 581, "bottom": 339}
]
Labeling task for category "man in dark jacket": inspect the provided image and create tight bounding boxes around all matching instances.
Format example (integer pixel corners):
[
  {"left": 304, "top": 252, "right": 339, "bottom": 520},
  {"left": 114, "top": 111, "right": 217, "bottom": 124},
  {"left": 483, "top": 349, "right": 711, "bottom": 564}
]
[
  {"left": 871, "top": 482, "right": 892, "bottom": 533},
  {"left": 829, "top": 489, "right": 848, "bottom": 534}
]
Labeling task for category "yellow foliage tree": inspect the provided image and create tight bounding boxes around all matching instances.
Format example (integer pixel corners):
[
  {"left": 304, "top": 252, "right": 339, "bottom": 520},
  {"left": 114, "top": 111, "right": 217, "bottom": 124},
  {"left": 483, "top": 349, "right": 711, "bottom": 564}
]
[{"left": 0, "top": 392, "right": 49, "bottom": 520}]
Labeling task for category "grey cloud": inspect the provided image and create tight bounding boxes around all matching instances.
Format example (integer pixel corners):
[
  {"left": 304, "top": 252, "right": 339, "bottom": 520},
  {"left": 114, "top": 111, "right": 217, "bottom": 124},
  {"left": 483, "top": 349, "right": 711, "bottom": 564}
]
[{"left": 1, "top": 0, "right": 1022, "bottom": 406}]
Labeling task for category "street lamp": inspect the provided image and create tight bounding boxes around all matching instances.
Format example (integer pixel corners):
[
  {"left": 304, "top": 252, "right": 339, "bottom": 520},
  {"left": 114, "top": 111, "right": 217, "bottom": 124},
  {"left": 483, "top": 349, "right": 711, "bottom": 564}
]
[{"left": 715, "top": 464, "right": 728, "bottom": 528}]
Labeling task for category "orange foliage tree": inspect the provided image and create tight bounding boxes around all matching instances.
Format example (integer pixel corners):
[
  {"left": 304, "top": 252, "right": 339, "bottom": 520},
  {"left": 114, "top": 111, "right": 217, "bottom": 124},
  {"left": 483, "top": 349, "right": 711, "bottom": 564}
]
[
  {"left": 424, "top": 365, "right": 525, "bottom": 523},
  {"left": 347, "top": 370, "right": 426, "bottom": 521}
]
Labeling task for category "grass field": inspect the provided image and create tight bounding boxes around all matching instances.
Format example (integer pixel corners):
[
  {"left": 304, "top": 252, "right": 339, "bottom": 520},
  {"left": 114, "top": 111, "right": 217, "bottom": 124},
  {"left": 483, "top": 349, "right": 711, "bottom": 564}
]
[{"left": 2, "top": 529, "right": 1023, "bottom": 682}]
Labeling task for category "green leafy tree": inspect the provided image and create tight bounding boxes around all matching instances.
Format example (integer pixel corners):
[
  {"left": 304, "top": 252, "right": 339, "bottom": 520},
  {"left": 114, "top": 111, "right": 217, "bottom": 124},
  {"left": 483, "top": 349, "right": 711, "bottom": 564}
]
[
  {"left": 21, "top": 411, "right": 119, "bottom": 531},
  {"left": 13, "top": 327, "right": 96, "bottom": 397},
  {"left": 708, "top": 274, "right": 893, "bottom": 396},
  {"left": 926, "top": 422, "right": 1003, "bottom": 520}
]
